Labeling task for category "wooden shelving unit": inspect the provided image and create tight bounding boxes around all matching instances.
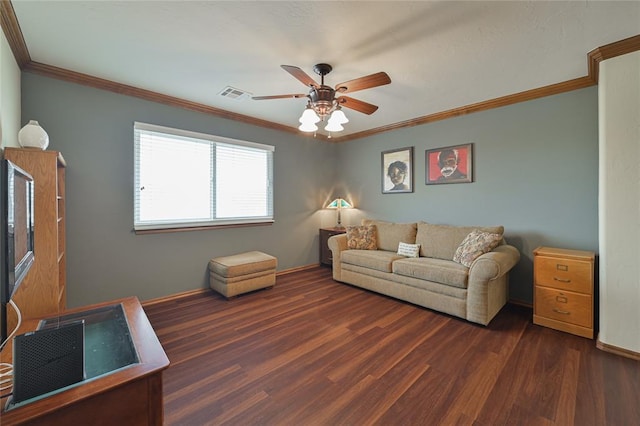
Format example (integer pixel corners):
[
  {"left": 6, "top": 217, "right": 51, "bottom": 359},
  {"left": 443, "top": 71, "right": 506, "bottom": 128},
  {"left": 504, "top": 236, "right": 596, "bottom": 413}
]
[
  {"left": 56, "top": 156, "right": 66, "bottom": 309},
  {"left": 4, "top": 148, "right": 66, "bottom": 327}
]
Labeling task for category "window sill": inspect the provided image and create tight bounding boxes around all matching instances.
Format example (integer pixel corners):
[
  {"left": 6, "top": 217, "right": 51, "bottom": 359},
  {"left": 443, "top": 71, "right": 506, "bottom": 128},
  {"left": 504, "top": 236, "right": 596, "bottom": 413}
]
[{"left": 133, "top": 221, "right": 274, "bottom": 235}]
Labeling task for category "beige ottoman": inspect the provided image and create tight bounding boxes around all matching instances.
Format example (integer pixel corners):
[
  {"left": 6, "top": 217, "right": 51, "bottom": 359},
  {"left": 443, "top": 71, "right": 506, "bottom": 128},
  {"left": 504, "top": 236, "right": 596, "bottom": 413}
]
[{"left": 209, "top": 251, "right": 277, "bottom": 298}]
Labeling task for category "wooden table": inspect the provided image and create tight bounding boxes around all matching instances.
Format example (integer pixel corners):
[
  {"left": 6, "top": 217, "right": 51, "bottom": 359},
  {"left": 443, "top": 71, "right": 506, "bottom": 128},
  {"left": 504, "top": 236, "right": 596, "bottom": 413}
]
[
  {"left": 319, "top": 227, "right": 347, "bottom": 266},
  {"left": 0, "top": 296, "right": 170, "bottom": 425}
]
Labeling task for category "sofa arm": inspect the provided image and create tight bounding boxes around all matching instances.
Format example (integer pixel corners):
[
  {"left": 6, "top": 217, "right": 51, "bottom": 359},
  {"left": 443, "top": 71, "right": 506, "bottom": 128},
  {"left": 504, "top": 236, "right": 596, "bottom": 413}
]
[
  {"left": 469, "top": 244, "right": 520, "bottom": 281},
  {"left": 327, "top": 234, "right": 348, "bottom": 281},
  {"left": 467, "top": 244, "right": 521, "bottom": 325}
]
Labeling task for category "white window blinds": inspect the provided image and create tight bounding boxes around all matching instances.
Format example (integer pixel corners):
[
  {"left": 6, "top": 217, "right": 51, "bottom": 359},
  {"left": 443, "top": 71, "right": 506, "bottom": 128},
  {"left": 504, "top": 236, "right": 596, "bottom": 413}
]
[{"left": 134, "top": 122, "right": 274, "bottom": 231}]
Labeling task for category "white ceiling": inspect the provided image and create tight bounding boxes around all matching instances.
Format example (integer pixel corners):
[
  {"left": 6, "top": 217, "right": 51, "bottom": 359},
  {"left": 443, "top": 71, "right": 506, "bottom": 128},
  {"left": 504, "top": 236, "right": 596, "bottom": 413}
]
[{"left": 11, "top": 1, "right": 640, "bottom": 138}]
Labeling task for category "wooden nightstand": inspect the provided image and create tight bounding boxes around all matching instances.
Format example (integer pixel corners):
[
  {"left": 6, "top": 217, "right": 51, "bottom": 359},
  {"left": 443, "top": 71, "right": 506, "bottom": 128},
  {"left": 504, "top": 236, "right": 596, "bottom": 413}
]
[
  {"left": 320, "top": 227, "right": 347, "bottom": 266},
  {"left": 533, "top": 246, "right": 595, "bottom": 339}
]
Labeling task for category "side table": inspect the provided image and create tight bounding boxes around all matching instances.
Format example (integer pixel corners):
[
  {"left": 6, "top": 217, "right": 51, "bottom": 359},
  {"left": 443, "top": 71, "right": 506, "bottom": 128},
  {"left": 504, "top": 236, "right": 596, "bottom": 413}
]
[{"left": 320, "top": 227, "right": 347, "bottom": 266}]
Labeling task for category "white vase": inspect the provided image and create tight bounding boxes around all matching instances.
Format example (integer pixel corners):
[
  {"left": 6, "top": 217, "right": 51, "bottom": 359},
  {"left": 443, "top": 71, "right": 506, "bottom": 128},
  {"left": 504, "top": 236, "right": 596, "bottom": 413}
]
[{"left": 18, "top": 120, "right": 49, "bottom": 150}]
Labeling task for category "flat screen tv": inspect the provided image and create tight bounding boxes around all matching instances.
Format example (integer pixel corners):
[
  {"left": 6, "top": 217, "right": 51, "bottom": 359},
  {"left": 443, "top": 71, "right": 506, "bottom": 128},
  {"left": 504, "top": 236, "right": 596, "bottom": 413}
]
[{"left": 1, "top": 158, "right": 35, "bottom": 344}]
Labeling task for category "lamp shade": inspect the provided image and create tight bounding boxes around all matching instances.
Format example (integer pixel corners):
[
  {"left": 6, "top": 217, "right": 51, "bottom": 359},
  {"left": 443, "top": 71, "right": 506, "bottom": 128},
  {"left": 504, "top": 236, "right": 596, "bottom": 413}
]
[
  {"left": 326, "top": 198, "right": 352, "bottom": 209},
  {"left": 327, "top": 198, "right": 352, "bottom": 228},
  {"left": 324, "top": 120, "right": 344, "bottom": 132},
  {"left": 298, "top": 121, "right": 318, "bottom": 132},
  {"left": 329, "top": 109, "right": 349, "bottom": 124},
  {"left": 299, "top": 107, "right": 320, "bottom": 124}
]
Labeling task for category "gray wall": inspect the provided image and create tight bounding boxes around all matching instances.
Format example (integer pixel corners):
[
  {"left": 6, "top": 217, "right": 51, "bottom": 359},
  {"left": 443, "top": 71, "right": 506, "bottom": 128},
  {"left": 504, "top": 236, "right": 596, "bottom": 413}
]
[
  {"left": 21, "top": 73, "right": 339, "bottom": 308},
  {"left": 22, "top": 72, "right": 598, "bottom": 306},
  {"left": 336, "top": 87, "right": 599, "bottom": 303}
]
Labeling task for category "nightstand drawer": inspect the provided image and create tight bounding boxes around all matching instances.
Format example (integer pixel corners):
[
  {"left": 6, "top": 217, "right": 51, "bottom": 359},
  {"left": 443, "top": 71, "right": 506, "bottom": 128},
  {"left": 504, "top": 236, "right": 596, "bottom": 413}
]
[
  {"left": 535, "top": 287, "right": 592, "bottom": 328},
  {"left": 534, "top": 256, "right": 592, "bottom": 293}
]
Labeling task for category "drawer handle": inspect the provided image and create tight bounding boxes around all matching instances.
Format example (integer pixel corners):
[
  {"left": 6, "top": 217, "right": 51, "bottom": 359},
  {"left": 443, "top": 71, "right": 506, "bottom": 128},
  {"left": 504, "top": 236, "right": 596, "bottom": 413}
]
[
  {"left": 553, "top": 308, "right": 571, "bottom": 315},
  {"left": 554, "top": 277, "right": 571, "bottom": 283}
]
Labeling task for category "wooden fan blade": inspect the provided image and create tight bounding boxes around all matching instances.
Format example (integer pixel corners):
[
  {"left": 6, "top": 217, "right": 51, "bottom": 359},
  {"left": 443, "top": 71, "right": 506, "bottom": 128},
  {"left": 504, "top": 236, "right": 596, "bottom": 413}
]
[
  {"left": 281, "top": 65, "right": 319, "bottom": 88},
  {"left": 338, "top": 96, "right": 379, "bottom": 115},
  {"left": 335, "top": 72, "right": 391, "bottom": 94},
  {"left": 252, "top": 94, "right": 307, "bottom": 100}
]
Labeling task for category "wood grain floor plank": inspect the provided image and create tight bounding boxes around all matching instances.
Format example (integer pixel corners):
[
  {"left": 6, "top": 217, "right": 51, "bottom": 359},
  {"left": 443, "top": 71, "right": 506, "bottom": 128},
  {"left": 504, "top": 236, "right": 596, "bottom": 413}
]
[
  {"left": 324, "top": 309, "right": 431, "bottom": 383},
  {"left": 332, "top": 353, "right": 432, "bottom": 425},
  {"left": 555, "top": 348, "right": 580, "bottom": 425},
  {"left": 374, "top": 365, "right": 457, "bottom": 425},
  {"left": 144, "top": 266, "right": 640, "bottom": 425},
  {"left": 300, "top": 374, "right": 378, "bottom": 425},
  {"left": 602, "top": 353, "right": 640, "bottom": 424},
  {"left": 574, "top": 348, "right": 607, "bottom": 426},
  {"left": 436, "top": 351, "right": 505, "bottom": 424}
]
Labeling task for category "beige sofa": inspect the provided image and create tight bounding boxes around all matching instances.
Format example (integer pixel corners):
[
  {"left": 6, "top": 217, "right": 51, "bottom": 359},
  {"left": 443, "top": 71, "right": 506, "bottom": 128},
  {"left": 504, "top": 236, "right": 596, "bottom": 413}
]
[{"left": 328, "top": 220, "right": 520, "bottom": 325}]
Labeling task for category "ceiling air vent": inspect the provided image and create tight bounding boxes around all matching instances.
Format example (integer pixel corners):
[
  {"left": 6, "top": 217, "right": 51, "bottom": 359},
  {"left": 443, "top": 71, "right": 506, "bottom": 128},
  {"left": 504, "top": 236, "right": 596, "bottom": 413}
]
[{"left": 218, "top": 86, "right": 252, "bottom": 101}]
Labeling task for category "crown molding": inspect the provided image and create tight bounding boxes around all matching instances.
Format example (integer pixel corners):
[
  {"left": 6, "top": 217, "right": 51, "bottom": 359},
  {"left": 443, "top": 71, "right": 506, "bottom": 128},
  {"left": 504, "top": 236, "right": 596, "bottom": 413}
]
[
  {"left": 333, "top": 34, "right": 640, "bottom": 143},
  {"left": 22, "top": 61, "right": 318, "bottom": 138},
  {"left": 1, "top": 0, "right": 29, "bottom": 67},
  {"left": 587, "top": 34, "right": 640, "bottom": 84},
  {"left": 333, "top": 76, "right": 595, "bottom": 143},
  {"left": 2, "top": 0, "right": 638, "bottom": 143}
]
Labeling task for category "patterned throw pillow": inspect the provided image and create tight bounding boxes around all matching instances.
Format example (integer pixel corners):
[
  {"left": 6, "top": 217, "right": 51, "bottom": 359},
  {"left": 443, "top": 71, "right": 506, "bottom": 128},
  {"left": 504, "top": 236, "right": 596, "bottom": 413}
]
[
  {"left": 453, "top": 230, "right": 502, "bottom": 267},
  {"left": 346, "top": 225, "right": 377, "bottom": 250},
  {"left": 397, "top": 242, "right": 420, "bottom": 258}
]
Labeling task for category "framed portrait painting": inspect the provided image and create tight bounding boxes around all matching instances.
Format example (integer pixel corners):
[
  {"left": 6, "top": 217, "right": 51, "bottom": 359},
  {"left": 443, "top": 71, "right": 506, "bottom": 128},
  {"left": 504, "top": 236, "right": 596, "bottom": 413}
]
[
  {"left": 425, "top": 143, "right": 473, "bottom": 185},
  {"left": 382, "top": 147, "right": 413, "bottom": 193}
]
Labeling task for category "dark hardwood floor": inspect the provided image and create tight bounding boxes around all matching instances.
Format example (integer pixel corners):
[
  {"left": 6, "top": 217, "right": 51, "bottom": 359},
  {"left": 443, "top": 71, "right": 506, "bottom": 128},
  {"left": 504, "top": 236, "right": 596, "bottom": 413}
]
[{"left": 144, "top": 266, "right": 640, "bottom": 425}]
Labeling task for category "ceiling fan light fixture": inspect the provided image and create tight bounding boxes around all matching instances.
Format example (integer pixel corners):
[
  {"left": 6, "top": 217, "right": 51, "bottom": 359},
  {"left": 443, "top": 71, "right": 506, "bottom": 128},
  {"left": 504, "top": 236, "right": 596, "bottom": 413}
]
[
  {"left": 299, "top": 106, "right": 320, "bottom": 124},
  {"left": 254, "top": 63, "right": 391, "bottom": 135},
  {"left": 299, "top": 121, "right": 319, "bottom": 132},
  {"left": 329, "top": 108, "right": 349, "bottom": 124},
  {"left": 324, "top": 120, "right": 344, "bottom": 132}
]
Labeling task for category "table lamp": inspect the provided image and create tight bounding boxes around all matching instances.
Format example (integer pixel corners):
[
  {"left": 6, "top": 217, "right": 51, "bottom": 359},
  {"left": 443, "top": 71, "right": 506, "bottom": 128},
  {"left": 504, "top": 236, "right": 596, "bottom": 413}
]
[{"left": 326, "top": 198, "right": 352, "bottom": 228}]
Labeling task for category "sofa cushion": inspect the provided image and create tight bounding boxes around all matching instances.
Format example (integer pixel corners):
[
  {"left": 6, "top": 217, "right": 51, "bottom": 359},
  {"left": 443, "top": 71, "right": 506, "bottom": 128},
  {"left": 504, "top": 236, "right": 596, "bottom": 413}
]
[
  {"left": 362, "top": 219, "right": 417, "bottom": 252},
  {"left": 346, "top": 225, "right": 377, "bottom": 250},
  {"left": 397, "top": 242, "right": 420, "bottom": 258},
  {"left": 416, "top": 222, "right": 504, "bottom": 260},
  {"left": 453, "top": 230, "right": 503, "bottom": 267},
  {"left": 393, "top": 257, "right": 469, "bottom": 289},
  {"left": 341, "top": 249, "right": 403, "bottom": 273}
]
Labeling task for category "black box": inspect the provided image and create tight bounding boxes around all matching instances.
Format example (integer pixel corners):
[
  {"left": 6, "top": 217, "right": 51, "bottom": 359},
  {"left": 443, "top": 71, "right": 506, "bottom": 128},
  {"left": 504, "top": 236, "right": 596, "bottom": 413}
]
[{"left": 12, "top": 320, "right": 85, "bottom": 403}]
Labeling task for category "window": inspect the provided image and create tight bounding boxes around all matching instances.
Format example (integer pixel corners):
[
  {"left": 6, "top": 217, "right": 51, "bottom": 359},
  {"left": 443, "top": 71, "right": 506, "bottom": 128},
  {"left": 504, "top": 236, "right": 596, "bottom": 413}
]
[{"left": 134, "top": 122, "right": 274, "bottom": 231}]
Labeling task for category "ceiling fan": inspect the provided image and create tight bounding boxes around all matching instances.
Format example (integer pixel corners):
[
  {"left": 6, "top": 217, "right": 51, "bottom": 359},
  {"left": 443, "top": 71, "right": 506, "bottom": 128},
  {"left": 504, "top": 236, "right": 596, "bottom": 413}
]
[{"left": 252, "top": 64, "right": 391, "bottom": 133}]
